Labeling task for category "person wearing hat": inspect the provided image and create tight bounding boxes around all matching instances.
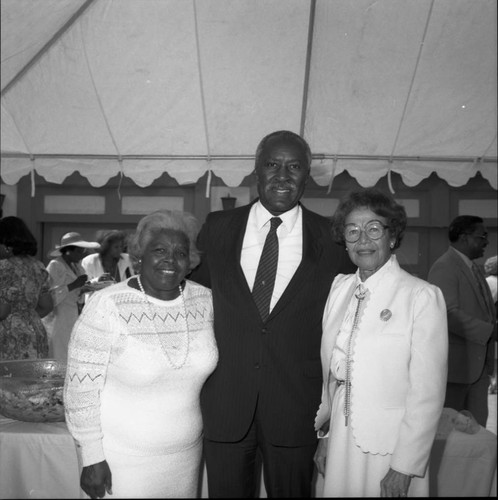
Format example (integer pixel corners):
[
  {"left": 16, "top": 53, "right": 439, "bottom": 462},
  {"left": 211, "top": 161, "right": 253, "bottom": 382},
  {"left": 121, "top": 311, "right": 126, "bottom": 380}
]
[{"left": 42, "top": 232, "right": 99, "bottom": 362}]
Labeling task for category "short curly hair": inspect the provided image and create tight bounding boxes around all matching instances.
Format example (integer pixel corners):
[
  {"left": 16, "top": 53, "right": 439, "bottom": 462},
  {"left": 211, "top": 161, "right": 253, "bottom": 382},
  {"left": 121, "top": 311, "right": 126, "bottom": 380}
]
[
  {"left": 127, "top": 210, "right": 201, "bottom": 270},
  {"left": 448, "top": 215, "right": 483, "bottom": 243},
  {"left": 331, "top": 188, "right": 407, "bottom": 249},
  {"left": 254, "top": 130, "right": 312, "bottom": 169}
]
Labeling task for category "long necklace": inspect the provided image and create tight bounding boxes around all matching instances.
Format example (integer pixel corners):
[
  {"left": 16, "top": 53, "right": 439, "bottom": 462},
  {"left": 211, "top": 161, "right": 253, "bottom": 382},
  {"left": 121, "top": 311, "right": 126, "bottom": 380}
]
[
  {"left": 344, "top": 283, "right": 366, "bottom": 426},
  {"left": 136, "top": 275, "right": 190, "bottom": 370}
]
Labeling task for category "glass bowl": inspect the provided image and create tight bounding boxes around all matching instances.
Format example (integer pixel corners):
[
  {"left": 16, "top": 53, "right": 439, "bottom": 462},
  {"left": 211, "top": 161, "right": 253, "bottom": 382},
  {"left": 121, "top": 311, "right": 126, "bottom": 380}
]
[{"left": 0, "top": 359, "right": 66, "bottom": 423}]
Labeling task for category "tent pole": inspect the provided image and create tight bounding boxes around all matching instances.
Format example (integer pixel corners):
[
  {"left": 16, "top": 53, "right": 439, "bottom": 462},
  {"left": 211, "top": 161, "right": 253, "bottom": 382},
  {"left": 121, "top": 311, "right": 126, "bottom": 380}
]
[{"left": 0, "top": 153, "right": 495, "bottom": 163}]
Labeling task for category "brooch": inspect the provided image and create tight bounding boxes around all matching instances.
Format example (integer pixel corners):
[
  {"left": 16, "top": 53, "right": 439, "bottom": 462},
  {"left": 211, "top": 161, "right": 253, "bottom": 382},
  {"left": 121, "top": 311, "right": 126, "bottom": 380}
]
[{"left": 380, "top": 309, "right": 392, "bottom": 321}]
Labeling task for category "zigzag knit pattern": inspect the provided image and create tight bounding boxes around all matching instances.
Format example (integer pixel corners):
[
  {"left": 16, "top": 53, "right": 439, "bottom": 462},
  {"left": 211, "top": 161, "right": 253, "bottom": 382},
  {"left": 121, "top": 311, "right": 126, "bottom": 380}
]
[{"left": 63, "top": 279, "right": 216, "bottom": 466}]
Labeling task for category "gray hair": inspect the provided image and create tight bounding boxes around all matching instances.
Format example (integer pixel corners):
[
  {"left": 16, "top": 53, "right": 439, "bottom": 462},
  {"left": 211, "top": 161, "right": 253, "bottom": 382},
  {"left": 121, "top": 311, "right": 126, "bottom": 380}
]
[
  {"left": 128, "top": 210, "right": 201, "bottom": 270},
  {"left": 254, "top": 130, "right": 312, "bottom": 169}
]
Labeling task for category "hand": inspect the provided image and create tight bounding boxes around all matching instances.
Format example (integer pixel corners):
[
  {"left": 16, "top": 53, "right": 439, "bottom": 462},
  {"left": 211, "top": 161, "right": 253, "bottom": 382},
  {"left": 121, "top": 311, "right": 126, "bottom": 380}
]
[
  {"left": 69, "top": 274, "right": 88, "bottom": 291},
  {"left": 313, "top": 437, "right": 328, "bottom": 475},
  {"left": 380, "top": 467, "right": 412, "bottom": 497},
  {"left": 80, "top": 461, "right": 112, "bottom": 499}
]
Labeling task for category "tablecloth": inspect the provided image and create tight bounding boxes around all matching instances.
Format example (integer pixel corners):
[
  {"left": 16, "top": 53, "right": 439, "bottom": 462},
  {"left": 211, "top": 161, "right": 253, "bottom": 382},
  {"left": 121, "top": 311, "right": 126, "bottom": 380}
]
[{"left": 0, "top": 414, "right": 495, "bottom": 498}]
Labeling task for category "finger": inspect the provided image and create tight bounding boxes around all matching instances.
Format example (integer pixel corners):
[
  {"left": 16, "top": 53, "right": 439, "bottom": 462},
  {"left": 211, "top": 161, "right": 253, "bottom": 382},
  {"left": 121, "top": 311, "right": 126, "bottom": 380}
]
[
  {"left": 105, "top": 472, "right": 113, "bottom": 495},
  {"left": 96, "top": 486, "right": 107, "bottom": 498},
  {"left": 81, "top": 485, "right": 96, "bottom": 499},
  {"left": 105, "top": 481, "right": 113, "bottom": 495}
]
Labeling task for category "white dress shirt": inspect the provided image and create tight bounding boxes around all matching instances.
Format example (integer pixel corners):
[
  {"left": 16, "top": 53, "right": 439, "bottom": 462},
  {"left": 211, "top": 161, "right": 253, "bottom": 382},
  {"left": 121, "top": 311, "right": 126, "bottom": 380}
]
[{"left": 241, "top": 201, "right": 303, "bottom": 313}]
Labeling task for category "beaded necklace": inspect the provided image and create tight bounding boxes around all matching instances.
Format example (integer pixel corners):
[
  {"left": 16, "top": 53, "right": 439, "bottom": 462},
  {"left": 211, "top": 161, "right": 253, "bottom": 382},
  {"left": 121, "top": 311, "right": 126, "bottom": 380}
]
[
  {"left": 344, "top": 283, "right": 366, "bottom": 426},
  {"left": 136, "top": 275, "right": 190, "bottom": 370}
]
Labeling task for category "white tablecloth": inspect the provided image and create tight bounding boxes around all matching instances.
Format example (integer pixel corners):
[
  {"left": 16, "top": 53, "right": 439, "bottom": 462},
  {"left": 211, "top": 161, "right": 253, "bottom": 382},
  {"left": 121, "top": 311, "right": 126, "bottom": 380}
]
[
  {"left": 429, "top": 427, "right": 497, "bottom": 497},
  {"left": 0, "top": 416, "right": 81, "bottom": 499},
  {"left": 0, "top": 414, "right": 495, "bottom": 498}
]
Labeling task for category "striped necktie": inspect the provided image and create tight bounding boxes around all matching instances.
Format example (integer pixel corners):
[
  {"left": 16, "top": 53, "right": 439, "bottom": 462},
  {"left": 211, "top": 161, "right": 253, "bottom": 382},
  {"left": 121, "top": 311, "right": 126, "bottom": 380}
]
[{"left": 252, "top": 217, "right": 282, "bottom": 322}]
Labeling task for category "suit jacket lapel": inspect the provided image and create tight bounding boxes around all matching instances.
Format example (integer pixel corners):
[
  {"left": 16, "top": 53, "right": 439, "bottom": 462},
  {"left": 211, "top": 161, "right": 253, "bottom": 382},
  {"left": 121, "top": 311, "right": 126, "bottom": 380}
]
[
  {"left": 269, "top": 206, "right": 324, "bottom": 319},
  {"left": 222, "top": 204, "right": 254, "bottom": 297}
]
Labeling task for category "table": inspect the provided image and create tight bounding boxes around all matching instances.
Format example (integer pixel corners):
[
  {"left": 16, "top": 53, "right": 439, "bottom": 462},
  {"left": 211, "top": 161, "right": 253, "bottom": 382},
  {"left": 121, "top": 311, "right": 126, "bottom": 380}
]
[
  {"left": 429, "top": 426, "right": 497, "bottom": 497},
  {"left": 0, "top": 414, "right": 496, "bottom": 498},
  {"left": 0, "top": 415, "right": 81, "bottom": 499}
]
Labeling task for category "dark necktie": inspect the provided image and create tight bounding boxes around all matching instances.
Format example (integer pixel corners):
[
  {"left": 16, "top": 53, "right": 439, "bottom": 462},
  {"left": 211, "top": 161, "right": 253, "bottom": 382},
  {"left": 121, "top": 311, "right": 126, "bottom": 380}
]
[
  {"left": 252, "top": 217, "right": 282, "bottom": 321},
  {"left": 472, "top": 262, "right": 494, "bottom": 318}
]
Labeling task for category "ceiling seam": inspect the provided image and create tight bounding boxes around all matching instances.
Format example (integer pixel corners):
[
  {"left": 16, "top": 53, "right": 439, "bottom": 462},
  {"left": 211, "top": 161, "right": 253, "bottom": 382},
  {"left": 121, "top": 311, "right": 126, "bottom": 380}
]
[
  {"left": 0, "top": 0, "right": 97, "bottom": 96},
  {"left": 480, "top": 134, "right": 497, "bottom": 159},
  {"left": 1, "top": 98, "right": 33, "bottom": 159},
  {"left": 79, "top": 17, "right": 121, "bottom": 159},
  {"left": 300, "top": 0, "right": 316, "bottom": 138},
  {"left": 192, "top": 0, "right": 212, "bottom": 198},
  {"left": 389, "top": 0, "right": 435, "bottom": 160}
]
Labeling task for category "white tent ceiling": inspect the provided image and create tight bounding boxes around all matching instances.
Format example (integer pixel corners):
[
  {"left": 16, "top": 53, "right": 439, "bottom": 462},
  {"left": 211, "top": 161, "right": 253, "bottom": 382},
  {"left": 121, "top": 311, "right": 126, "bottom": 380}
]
[{"left": 1, "top": 0, "right": 497, "bottom": 190}]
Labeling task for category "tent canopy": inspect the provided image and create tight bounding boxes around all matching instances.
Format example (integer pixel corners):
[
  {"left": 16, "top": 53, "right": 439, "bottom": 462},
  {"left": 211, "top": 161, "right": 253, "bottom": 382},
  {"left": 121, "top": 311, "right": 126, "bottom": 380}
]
[{"left": 1, "top": 0, "right": 496, "bottom": 190}]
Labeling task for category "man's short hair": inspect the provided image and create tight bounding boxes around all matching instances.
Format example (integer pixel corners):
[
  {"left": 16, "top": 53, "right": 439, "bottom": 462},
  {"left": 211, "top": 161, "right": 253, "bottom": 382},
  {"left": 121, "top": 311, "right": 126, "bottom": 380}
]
[
  {"left": 254, "top": 130, "right": 312, "bottom": 168},
  {"left": 448, "top": 215, "right": 484, "bottom": 242}
]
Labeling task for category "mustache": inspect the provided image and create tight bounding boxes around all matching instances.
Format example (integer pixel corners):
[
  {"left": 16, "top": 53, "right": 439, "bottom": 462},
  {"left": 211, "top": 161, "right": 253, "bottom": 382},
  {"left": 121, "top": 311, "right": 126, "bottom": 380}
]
[{"left": 268, "top": 181, "right": 295, "bottom": 189}]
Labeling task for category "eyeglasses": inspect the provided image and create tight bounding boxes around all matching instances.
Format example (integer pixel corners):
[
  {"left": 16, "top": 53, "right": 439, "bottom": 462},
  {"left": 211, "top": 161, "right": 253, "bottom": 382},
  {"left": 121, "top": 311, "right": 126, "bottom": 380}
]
[
  {"left": 465, "top": 233, "right": 488, "bottom": 241},
  {"left": 343, "top": 220, "right": 389, "bottom": 243}
]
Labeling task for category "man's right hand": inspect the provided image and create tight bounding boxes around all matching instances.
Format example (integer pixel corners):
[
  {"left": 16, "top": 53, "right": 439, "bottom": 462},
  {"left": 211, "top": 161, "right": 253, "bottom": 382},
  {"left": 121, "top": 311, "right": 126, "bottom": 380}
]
[
  {"left": 313, "top": 437, "right": 328, "bottom": 475},
  {"left": 80, "top": 461, "right": 112, "bottom": 499}
]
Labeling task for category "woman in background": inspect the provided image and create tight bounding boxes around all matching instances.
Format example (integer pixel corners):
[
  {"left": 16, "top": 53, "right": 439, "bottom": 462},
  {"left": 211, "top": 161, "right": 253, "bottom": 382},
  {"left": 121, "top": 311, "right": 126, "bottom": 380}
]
[
  {"left": 64, "top": 210, "right": 218, "bottom": 498},
  {"left": 42, "top": 232, "right": 99, "bottom": 362},
  {"left": 0, "top": 216, "right": 53, "bottom": 360},
  {"left": 82, "top": 229, "right": 134, "bottom": 283},
  {"left": 314, "top": 188, "right": 448, "bottom": 497}
]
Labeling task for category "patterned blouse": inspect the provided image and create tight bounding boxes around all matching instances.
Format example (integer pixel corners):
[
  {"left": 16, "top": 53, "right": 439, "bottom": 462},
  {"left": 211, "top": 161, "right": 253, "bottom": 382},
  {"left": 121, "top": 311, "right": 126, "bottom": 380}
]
[{"left": 0, "top": 256, "right": 51, "bottom": 360}]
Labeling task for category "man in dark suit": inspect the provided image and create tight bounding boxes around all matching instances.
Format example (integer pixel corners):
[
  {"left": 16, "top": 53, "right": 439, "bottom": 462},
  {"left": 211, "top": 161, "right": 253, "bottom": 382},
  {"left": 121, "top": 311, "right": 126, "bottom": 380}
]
[
  {"left": 428, "top": 215, "right": 496, "bottom": 427},
  {"left": 190, "top": 130, "right": 354, "bottom": 497}
]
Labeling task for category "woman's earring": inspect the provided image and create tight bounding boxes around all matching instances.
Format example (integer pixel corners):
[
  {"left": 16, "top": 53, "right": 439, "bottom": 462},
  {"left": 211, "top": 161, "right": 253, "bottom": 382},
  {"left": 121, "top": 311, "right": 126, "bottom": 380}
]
[{"left": 390, "top": 242, "right": 395, "bottom": 249}]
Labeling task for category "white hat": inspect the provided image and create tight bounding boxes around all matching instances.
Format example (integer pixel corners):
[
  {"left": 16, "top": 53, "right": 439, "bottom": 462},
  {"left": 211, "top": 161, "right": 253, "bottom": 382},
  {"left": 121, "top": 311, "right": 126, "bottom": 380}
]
[{"left": 50, "top": 232, "right": 100, "bottom": 257}]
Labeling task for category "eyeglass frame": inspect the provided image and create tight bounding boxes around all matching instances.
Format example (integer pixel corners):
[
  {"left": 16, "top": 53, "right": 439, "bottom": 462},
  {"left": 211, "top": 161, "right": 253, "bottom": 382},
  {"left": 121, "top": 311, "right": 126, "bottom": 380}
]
[
  {"left": 464, "top": 232, "right": 488, "bottom": 241},
  {"left": 343, "top": 220, "right": 391, "bottom": 243}
]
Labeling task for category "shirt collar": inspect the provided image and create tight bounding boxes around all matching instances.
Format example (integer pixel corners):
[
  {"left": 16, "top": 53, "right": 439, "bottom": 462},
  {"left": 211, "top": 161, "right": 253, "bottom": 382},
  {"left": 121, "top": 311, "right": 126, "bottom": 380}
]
[
  {"left": 355, "top": 254, "right": 397, "bottom": 293},
  {"left": 254, "top": 200, "right": 301, "bottom": 232}
]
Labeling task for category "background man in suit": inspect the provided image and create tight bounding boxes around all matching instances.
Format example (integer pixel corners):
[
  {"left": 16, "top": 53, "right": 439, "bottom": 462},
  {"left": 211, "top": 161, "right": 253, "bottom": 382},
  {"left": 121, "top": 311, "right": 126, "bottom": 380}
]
[
  {"left": 190, "top": 130, "right": 354, "bottom": 497},
  {"left": 428, "top": 215, "right": 496, "bottom": 427}
]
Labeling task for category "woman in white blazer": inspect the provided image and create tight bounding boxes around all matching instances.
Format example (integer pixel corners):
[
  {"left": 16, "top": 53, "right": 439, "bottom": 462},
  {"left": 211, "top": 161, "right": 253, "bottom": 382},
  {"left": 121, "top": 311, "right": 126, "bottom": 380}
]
[{"left": 314, "top": 188, "right": 448, "bottom": 497}]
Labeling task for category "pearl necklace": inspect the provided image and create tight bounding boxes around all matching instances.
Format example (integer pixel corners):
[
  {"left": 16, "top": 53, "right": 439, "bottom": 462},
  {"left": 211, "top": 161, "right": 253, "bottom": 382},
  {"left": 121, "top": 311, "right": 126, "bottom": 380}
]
[{"left": 136, "top": 275, "right": 190, "bottom": 370}]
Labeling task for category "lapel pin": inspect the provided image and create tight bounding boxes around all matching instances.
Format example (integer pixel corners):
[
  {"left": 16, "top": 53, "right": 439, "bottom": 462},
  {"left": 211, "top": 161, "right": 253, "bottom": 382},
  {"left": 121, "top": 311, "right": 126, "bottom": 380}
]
[{"left": 380, "top": 309, "right": 392, "bottom": 321}]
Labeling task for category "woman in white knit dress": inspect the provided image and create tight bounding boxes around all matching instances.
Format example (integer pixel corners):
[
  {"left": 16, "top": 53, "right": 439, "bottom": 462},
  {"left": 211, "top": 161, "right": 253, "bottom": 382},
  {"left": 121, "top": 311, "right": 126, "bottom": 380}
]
[{"left": 64, "top": 210, "right": 218, "bottom": 499}]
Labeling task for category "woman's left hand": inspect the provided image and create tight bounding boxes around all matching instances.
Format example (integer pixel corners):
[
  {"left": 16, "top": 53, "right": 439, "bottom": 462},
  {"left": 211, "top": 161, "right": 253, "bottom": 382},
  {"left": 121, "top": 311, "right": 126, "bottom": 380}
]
[{"left": 380, "top": 467, "right": 412, "bottom": 497}]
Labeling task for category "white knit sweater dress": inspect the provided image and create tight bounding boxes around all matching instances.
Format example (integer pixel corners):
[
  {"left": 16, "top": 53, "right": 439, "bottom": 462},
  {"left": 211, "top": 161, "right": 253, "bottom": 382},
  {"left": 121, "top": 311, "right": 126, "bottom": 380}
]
[{"left": 63, "top": 279, "right": 218, "bottom": 498}]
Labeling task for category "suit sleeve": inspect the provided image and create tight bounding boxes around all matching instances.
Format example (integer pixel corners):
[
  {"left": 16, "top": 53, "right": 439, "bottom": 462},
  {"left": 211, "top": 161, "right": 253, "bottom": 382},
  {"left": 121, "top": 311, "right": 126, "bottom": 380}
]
[{"left": 391, "top": 285, "right": 448, "bottom": 477}]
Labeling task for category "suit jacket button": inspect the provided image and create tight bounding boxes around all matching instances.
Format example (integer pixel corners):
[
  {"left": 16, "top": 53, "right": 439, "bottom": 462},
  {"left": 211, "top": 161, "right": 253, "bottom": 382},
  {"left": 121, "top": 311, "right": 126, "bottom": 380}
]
[
  {"left": 254, "top": 363, "right": 260, "bottom": 369},
  {"left": 262, "top": 328, "right": 268, "bottom": 334}
]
